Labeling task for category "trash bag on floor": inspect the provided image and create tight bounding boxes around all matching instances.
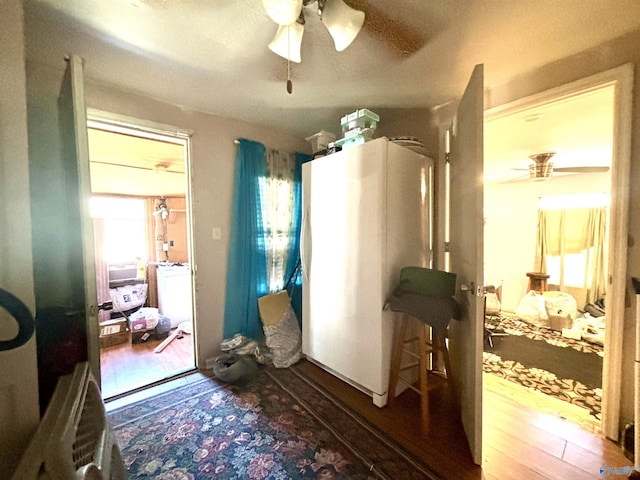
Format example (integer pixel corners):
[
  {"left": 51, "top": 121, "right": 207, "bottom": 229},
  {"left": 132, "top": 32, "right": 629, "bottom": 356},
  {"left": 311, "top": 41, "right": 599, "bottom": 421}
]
[
  {"left": 212, "top": 353, "right": 259, "bottom": 384},
  {"left": 220, "top": 333, "right": 273, "bottom": 365}
]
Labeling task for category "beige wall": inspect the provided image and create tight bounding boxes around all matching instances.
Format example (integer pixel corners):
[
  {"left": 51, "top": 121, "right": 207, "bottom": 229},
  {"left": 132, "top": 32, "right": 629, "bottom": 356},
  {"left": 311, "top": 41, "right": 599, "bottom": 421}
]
[
  {"left": 484, "top": 29, "right": 640, "bottom": 429},
  {"left": 0, "top": 1, "right": 40, "bottom": 475}
]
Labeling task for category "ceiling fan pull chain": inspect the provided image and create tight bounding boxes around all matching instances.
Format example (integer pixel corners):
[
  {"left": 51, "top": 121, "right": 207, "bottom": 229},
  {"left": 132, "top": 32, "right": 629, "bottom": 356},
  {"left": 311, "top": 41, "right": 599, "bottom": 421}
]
[{"left": 287, "top": 24, "right": 293, "bottom": 94}]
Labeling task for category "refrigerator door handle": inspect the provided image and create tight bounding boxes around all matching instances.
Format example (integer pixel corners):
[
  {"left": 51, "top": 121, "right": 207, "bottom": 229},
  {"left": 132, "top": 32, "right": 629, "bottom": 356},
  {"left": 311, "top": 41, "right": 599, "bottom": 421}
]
[{"left": 301, "top": 208, "right": 311, "bottom": 280}]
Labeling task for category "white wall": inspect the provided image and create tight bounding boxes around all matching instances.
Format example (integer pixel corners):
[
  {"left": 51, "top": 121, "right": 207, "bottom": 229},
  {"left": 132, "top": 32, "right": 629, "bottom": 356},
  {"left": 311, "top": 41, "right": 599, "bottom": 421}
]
[
  {"left": 484, "top": 172, "right": 610, "bottom": 311},
  {"left": 0, "top": 0, "right": 40, "bottom": 475}
]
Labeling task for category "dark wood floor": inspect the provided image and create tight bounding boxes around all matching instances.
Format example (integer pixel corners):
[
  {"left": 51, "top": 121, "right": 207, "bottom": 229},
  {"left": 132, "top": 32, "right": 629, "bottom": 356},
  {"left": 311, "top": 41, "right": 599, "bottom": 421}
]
[{"left": 103, "top": 351, "right": 632, "bottom": 479}]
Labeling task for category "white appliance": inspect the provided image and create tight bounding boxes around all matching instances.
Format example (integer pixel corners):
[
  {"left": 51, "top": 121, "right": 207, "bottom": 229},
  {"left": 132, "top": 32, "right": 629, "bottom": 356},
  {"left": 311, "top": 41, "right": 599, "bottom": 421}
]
[
  {"left": 302, "top": 137, "right": 433, "bottom": 407},
  {"left": 156, "top": 264, "right": 193, "bottom": 328},
  {"left": 12, "top": 362, "right": 126, "bottom": 480}
]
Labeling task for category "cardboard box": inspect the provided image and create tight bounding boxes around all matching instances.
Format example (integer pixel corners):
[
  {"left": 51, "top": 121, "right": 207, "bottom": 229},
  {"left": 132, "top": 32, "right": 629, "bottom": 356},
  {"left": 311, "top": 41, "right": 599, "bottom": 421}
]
[
  {"left": 131, "top": 329, "right": 153, "bottom": 344},
  {"left": 100, "top": 331, "right": 129, "bottom": 348},
  {"left": 99, "top": 318, "right": 130, "bottom": 348},
  {"left": 549, "top": 313, "right": 573, "bottom": 331},
  {"left": 99, "top": 318, "right": 128, "bottom": 336}
]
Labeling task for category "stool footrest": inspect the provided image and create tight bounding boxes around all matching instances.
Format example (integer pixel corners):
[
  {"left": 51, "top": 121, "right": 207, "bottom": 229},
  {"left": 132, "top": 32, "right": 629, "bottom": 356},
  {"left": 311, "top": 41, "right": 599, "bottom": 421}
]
[
  {"left": 396, "top": 378, "right": 421, "bottom": 395},
  {"left": 399, "top": 362, "right": 419, "bottom": 371},
  {"left": 401, "top": 350, "right": 420, "bottom": 360}
]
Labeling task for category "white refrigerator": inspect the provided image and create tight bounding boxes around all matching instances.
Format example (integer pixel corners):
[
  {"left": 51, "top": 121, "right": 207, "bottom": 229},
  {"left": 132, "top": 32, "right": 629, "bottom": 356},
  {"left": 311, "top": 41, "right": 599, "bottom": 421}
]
[
  {"left": 157, "top": 264, "right": 193, "bottom": 328},
  {"left": 301, "top": 137, "right": 433, "bottom": 407}
]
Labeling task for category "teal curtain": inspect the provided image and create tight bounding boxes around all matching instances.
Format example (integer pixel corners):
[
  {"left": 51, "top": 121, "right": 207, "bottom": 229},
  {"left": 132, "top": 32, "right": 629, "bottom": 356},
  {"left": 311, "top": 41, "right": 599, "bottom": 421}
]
[
  {"left": 284, "top": 153, "right": 310, "bottom": 322},
  {"left": 224, "top": 141, "right": 309, "bottom": 339},
  {"left": 223, "top": 139, "right": 268, "bottom": 339}
]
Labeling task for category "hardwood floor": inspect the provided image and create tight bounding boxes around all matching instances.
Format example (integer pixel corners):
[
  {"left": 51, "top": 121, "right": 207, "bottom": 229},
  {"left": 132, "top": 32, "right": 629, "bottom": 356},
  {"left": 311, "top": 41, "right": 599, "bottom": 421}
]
[
  {"left": 296, "top": 360, "right": 632, "bottom": 479},
  {"left": 100, "top": 327, "right": 196, "bottom": 399},
  {"left": 104, "top": 356, "right": 633, "bottom": 479}
]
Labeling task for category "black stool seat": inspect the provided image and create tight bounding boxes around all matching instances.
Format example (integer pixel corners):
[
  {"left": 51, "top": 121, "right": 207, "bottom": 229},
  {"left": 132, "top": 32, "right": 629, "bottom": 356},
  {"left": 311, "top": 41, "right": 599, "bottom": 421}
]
[{"left": 389, "top": 293, "right": 460, "bottom": 332}]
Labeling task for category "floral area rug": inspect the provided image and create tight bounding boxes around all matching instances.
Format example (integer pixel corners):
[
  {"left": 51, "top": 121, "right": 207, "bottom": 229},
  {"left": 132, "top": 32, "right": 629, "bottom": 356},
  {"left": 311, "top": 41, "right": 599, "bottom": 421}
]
[
  {"left": 107, "top": 363, "right": 441, "bottom": 480},
  {"left": 483, "top": 312, "right": 603, "bottom": 420}
]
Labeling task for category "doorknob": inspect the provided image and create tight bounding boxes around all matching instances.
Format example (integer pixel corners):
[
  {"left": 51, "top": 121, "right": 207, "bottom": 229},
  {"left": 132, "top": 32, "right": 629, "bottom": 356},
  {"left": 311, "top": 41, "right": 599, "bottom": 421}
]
[{"left": 461, "top": 282, "right": 484, "bottom": 296}]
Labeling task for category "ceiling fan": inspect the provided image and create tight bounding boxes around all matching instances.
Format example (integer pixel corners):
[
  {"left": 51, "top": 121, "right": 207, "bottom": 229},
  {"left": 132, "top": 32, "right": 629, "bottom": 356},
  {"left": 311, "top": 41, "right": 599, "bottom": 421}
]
[
  {"left": 514, "top": 152, "right": 610, "bottom": 182},
  {"left": 261, "top": 0, "right": 365, "bottom": 92},
  {"left": 261, "top": 0, "right": 365, "bottom": 63}
]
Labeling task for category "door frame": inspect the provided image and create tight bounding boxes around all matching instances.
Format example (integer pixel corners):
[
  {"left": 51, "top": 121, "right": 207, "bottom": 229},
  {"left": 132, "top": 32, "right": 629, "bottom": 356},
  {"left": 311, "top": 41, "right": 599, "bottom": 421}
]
[
  {"left": 86, "top": 108, "right": 198, "bottom": 381},
  {"left": 482, "top": 63, "right": 633, "bottom": 440}
]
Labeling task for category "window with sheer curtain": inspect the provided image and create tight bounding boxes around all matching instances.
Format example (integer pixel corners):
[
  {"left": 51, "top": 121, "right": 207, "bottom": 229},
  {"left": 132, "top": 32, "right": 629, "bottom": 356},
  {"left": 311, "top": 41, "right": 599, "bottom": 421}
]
[
  {"left": 534, "top": 193, "right": 608, "bottom": 304},
  {"left": 261, "top": 148, "right": 296, "bottom": 292}
]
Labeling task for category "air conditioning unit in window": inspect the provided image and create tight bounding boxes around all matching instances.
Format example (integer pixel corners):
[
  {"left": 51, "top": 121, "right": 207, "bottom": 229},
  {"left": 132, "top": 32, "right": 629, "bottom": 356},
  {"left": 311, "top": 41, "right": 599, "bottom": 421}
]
[{"left": 12, "top": 362, "right": 126, "bottom": 480}]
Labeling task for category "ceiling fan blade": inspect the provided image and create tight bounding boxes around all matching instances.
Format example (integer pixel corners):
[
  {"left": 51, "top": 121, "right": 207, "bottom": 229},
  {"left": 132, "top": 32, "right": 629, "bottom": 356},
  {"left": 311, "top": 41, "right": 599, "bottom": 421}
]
[
  {"left": 554, "top": 166, "right": 610, "bottom": 173},
  {"left": 346, "top": 0, "right": 428, "bottom": 56}
]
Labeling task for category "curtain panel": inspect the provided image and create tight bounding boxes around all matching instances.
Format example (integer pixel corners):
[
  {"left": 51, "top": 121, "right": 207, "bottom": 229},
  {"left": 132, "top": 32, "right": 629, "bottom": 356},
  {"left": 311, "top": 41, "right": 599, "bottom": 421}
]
[
  {"left": 535, "top": 207, "right": 607, "bottom": 303},
  {"left": 223, "top": 140, "right": 309, "bottom": 340}
]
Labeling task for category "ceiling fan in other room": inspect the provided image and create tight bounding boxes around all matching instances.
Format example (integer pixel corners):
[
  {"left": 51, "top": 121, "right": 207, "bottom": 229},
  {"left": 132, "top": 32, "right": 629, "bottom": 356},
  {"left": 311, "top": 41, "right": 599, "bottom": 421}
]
[{"left": 514, "top": 152, "right": 610, "bottom": 182}]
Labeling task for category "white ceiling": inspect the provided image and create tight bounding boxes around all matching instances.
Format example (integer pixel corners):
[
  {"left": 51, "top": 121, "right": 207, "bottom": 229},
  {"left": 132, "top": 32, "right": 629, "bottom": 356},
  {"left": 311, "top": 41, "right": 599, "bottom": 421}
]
[
  {"left": 23, "top": 0, "right": 640, "bottom": 139},
  {"left": 87, "top": 126, "right": 187, "bottom": 196},
  {"left": 484, "top": 85, "right": 615, "bottom": 184}
]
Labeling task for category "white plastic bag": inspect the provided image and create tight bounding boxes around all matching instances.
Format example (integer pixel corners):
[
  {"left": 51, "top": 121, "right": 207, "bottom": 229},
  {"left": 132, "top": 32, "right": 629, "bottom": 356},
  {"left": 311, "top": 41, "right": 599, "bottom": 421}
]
[
  {"left": 515, "top": 291, "right": 549, "bottom": 327},
  {"left": 542, "top": 291, "right": 578, "bottom": 320},
  {"left": 258, "top": 291, "right": 302, "bottom": 368}
]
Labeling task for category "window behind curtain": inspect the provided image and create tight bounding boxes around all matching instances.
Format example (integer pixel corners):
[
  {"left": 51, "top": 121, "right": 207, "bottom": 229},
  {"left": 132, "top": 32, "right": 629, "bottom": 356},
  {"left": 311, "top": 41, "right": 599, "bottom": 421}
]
[
  {"left": 262, "top": 149, "right": 296, "bottom": 292},
  {"left": 536, "top": 192, "right": 608, "bottom": 303},
  {"left": 90, "top": 196, "right": 147, "bottom": 266}
]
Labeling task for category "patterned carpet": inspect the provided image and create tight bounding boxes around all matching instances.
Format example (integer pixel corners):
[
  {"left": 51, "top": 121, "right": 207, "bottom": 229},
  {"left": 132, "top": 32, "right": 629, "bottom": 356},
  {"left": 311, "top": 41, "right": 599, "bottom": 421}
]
[
  {"left": 108, "top": 363, "right": 442, "bottom": 479},
  {"left": 483, "top": 312, "right": 603, "bottom": 420}
]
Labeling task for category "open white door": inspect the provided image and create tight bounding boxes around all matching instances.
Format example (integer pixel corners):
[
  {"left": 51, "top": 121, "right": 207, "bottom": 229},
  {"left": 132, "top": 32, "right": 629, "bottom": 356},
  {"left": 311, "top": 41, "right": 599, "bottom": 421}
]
[
  {"left": 58, "top": 55, "right": 100, "bottom": 384},
  {"left": 447, "top": 64, "right": 484, "bottom": 465}
]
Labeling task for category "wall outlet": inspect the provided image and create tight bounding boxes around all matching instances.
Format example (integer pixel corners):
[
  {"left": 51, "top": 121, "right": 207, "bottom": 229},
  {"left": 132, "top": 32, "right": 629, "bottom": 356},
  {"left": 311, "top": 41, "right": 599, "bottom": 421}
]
[{"left": 212, "top": 227, "right": 222, "bottom": 240}]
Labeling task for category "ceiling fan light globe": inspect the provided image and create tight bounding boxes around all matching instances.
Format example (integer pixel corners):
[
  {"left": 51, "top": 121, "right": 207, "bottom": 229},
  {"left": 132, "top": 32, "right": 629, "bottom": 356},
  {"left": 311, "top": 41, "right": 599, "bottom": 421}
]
[
  {"left": 261, "top": 0, "right": 303, "bottom": 26},
  {"left": 321, "top": 0, "right": 365, "bottom": 51},
  {"left": 268, "top": 22, "right": 304, "bottom": 62}
]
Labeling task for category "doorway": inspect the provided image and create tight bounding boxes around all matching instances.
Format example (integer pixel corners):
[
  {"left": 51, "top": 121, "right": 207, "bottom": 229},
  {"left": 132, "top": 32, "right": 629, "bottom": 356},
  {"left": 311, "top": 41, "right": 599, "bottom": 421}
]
[
  {"left": 87, "top": 117, "right": 196, "bottom": 399},
  {"left": 481, "top": 64, "right": 633, "bottom": 440}
]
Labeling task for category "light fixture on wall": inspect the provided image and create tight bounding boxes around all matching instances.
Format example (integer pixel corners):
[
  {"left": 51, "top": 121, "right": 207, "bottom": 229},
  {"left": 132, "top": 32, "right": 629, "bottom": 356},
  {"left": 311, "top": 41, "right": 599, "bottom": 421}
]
[{"left": 262, "top": 0, "right": 365, "bottom": 93}]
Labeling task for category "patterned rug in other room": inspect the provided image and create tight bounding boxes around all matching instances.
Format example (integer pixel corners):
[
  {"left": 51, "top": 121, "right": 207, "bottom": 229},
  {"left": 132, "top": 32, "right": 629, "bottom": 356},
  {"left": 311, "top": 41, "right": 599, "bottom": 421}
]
[
  {"left": 108, "top": 364, "right": 442, "bottom": 480},
  {"left": 483, "top": 312, "right": 603, "bottom": 420}
]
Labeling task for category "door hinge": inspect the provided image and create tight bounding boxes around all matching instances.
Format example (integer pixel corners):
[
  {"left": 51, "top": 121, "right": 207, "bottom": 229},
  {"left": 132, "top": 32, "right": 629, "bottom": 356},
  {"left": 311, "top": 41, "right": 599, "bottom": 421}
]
[{"left": 444, "top": 241, "right": 450, "bottom": 253}]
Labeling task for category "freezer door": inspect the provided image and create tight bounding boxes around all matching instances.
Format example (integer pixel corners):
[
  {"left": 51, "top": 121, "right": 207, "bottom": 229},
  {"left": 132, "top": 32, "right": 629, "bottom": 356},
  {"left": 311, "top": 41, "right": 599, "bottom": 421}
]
[{"left": 302, "top": 140, "right": 386, "bottom": 397}]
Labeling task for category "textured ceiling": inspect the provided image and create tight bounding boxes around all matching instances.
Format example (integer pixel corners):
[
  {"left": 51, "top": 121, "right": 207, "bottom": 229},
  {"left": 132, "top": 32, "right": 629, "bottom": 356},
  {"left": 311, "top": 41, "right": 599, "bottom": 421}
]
[{"left": 23, "top": 0, "right": 640, "bottom": 139}]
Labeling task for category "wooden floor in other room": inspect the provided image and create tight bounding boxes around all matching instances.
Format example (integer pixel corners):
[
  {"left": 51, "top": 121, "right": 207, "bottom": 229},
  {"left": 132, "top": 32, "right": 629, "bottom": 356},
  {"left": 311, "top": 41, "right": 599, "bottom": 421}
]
[
  {"left": 104, "top": 357, "right": 633, "bottom": 479},
  {"left": 100, "top": 328, "right": 196, "bottom": 399}
]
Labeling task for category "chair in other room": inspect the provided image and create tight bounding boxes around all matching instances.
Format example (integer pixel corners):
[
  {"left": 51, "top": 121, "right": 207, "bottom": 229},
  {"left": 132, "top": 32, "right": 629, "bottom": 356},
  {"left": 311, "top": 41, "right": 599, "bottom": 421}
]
[{"left": 387, "top": 266, "right": 461, "bottom": 429}]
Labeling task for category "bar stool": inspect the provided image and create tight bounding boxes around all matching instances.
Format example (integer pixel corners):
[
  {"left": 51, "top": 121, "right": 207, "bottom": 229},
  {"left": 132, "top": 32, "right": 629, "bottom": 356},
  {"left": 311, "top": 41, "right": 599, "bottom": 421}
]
[
  {"left": 386, "top": 267, "right": 461, "bottom": 429},
  {"left": 526, "top": 272, "right": 550, "bottom": 292}
]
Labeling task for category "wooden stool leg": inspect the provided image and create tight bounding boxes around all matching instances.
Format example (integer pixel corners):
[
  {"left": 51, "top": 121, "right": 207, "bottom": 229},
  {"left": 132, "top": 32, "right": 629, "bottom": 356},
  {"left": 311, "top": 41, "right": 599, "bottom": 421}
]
[
  {"left": 435, "top": 331, "right": 457, "bottom": 406},
  {"left": 387, "top": 314, "right": 409, "bottom": 407},
  {"left": 418, "top": 322, "right": 430, "bottom": 428}
]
